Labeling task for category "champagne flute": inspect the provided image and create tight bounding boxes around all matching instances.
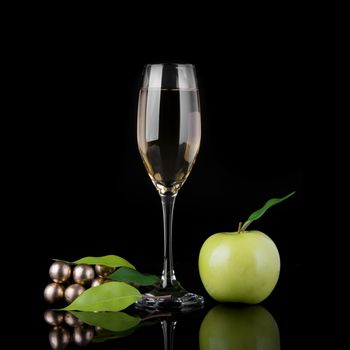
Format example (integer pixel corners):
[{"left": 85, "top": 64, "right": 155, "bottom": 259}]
[{"left": 136, "top": 63, "right": 204, "bottom": 309}]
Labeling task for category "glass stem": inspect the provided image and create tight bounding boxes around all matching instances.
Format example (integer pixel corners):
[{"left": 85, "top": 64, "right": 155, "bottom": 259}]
[
  {"left": 160, "top": 193, "right": 177, "bottom": 288},
  {"left": 161, "top": 320, "right": 177, "bottom": 350}
]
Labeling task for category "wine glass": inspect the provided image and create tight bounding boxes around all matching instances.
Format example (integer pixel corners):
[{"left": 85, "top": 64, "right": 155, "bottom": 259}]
[{"left": 136, "top": 63, "right": 204, "bottom": 309}]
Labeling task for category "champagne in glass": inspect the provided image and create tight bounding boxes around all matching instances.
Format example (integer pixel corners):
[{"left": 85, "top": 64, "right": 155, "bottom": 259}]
[{"left": 137, "top": 63, "right": 204, "bottom": 309}]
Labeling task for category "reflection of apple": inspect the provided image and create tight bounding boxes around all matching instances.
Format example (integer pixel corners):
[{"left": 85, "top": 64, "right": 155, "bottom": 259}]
[
  {"left": 198, "top": 230, "right": 280, "bottom": 303},
  {"left": 199, "top": 305, "right": 280, "bottom": 350}
]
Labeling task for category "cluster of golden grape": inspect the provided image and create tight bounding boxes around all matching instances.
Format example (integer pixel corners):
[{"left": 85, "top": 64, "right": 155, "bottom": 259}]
[{"left": 44, "top": 261, "right": 114, "bottom": 304}]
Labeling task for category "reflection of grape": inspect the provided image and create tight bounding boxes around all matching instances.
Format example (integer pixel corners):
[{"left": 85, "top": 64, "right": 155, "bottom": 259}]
[
  {"left": 45, "top": 309, "right": 95, "bottom": 349},
  {"left": 73, "top": 326, "right": 94, "bottom": 347},
  {"left": 48, "top": 326, "right": 70, "bottom": 350},
  {"left": 64, "top": 313, "right": 83, "bottom": 327},
  {"left": 44, "top": 309, "right": 64, "bottom": 326}
]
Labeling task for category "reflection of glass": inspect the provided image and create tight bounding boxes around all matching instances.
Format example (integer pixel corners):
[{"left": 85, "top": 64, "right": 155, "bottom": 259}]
[
  {"left": 199, "top": 305, "right": 280, "bottom": 350},
  {"left": 161, "top": 319, "right": 177, "bottom": 350},
  {"left": 136, "top": 63, "right": 204, "bottom": 310}
]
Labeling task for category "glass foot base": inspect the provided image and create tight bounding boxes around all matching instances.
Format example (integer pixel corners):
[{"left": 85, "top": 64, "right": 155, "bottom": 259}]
[{"left": 136, "top": 288, "right": 204, "bottom": 311}]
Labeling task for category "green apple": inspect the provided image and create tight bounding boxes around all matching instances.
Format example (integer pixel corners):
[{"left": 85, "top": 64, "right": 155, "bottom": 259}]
[
  {"left": 198, "top": 192, "right": 295, "bottom": 304},
  {"left": 198, "top": 230, "right": 280, "bottom": 303},
  {"left": 199, "top": 304, "right": 280, "bottom": 350}
]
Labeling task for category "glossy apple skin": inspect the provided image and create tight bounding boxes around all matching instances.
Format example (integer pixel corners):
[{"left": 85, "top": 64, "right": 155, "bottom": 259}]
[
  {"left": 198, "top": 230, "right": 280, "bottom": 304},
  {"left": 199, "top": 305, "right": 280, "bottom": 350}
]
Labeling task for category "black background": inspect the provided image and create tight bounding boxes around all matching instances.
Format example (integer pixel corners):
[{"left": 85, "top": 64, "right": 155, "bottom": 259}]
[{"left": 10, "top": 20, "right": 323, "bottom": 349}]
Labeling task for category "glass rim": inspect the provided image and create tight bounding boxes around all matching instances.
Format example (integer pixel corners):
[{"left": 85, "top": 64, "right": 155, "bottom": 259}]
[{"left": 144, "top": 63, "right": 195, "bottom": 69}]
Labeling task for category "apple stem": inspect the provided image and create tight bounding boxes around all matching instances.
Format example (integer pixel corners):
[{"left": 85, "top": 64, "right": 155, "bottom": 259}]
[
  {"left": 241, "top": 220, "right": 252, "bottom": 232},
  {"left": 237, "top": 222, "right": 242, "bottom": 234}
]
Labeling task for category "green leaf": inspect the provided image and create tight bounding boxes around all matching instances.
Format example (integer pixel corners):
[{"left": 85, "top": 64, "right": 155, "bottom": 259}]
[
  {"left": 69, "top": 311, "right": 141, "bottom": 332},
  {"left": 93, "top": 327, "right": 139, "bottom": 342},
  {"left": 108, "top": 267, "right": 160, "bottom": 286},
  {"left": 92, "top": 319, "right": 159, "bottom": 343},
  {"left": 241, "top": 191, "right": 295, "bottom": 231},
  {"left": 54, "top": 255, "right": 135, "bottom": 270},
  {"left": 61, "top": 282, "right": 141, "bottom": 312}
]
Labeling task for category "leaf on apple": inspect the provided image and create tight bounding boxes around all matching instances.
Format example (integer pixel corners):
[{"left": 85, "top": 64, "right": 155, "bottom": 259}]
[{"left": 241, "top": 191, "right": 295, "bottom": 231}]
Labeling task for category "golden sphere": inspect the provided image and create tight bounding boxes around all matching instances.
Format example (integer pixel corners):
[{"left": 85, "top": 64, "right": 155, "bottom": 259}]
[
  {"left": 95, "top": 265, "right": 115, "bottom": 277},
  {"left": 49, "top": 262, "right": 71, "bottom": 283},
  {"left": 44, "top": 283, "right": 65, "bottom": 303},
  {"left": 73, "top": 264, "right": 95, "bottom": 285},
  {"left": 64, "top": 284, "right": 85, "bottom": 304},
  {"left": 73, "top": 326, "right": 94, "bottom": 346},
  {"left": 49, "top": 326, "right": 70, "bottom": 350},
  {"left": 91, "top": 277, "right": 105, "bottom": 287},
  {"left": 44, "top": 309, "right": 64, "bottom": 326}
]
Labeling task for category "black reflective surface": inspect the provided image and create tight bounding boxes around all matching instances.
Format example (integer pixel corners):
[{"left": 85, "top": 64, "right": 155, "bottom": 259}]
[
  {"left": 37, "top": 294, "right": 310, "bottom": 349},
  {"left": 32, "top": 263, "right": 310, "bottom": 350},
  {"left": 43, "top": 303, "right": 285, "bottom": 349}
]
